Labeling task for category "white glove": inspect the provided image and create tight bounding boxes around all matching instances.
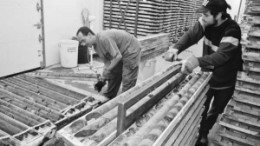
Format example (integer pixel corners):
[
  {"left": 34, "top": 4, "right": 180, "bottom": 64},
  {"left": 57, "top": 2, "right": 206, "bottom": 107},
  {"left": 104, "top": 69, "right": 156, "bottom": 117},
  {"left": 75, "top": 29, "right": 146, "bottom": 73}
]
[
  {"left": 164, "top": 46, "right": 178, "bottom": 62},
  {"left": 181, "top": 55, "right": 199, "bottom": 74}
]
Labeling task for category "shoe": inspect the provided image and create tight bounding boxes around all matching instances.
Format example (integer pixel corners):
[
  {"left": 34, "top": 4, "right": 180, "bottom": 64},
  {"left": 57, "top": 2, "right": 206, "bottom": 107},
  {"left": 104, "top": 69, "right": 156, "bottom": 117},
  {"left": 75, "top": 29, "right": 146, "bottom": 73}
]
[{"left": 195, "top": 136, "right": 208, "bottom": 146}]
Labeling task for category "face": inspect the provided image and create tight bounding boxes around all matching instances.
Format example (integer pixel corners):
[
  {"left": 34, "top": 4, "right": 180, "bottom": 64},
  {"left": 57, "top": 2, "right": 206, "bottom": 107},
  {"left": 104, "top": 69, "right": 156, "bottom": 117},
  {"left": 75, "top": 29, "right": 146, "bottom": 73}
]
[
  {"left": 201, "top": 11, "right": 218, "bottom": 27},
  {"left": 77, "top": 32, "right": 93, "bottom": 47}
]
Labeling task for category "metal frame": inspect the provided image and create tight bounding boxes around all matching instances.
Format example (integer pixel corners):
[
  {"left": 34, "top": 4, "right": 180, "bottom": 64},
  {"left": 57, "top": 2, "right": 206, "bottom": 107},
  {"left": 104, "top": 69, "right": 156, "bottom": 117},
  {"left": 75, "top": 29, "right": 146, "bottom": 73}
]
[{"left": 40, "top": 0, "right": 46, "bottom": 68}]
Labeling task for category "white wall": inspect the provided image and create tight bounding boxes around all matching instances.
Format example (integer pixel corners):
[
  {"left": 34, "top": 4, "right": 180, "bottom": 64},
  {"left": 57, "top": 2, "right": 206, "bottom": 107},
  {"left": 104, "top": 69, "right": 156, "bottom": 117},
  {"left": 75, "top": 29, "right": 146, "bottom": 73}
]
[
  {"left": 44, "top": 0, "right": 103, "bottom": 66},
  {"left": 226, "top": 0, "right": 245, "bottom": 22},
  {"left": 0, "top": 0, "right": 43, "bottom": 77},
  {"left": 43, "top": 0, "right": 246, "bottom": 67}
]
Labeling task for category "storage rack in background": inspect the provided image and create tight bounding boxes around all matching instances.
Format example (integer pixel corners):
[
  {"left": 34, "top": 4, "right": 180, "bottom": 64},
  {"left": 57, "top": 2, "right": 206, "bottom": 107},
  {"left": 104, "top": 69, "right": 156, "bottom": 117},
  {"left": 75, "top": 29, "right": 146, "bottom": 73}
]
[
  {"left": 103, "top": 0, "right": 204, "bottom": 43},
  {"left": 215, "top": 0, "right": 260, "bottom": 145}
]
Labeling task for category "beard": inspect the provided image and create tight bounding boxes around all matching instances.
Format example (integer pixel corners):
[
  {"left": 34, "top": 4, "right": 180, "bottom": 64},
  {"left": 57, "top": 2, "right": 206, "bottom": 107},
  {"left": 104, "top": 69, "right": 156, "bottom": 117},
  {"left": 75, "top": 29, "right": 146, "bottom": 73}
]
[{"left": 205, "top": 18, "right": 218, "bottom": 28}]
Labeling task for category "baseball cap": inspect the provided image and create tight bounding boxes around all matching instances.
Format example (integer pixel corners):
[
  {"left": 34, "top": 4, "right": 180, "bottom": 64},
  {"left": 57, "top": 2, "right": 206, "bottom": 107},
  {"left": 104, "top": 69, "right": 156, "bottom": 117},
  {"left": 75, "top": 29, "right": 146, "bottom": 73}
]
[{"left": 196, "top": 0, "right": 231, "bottom": 13}]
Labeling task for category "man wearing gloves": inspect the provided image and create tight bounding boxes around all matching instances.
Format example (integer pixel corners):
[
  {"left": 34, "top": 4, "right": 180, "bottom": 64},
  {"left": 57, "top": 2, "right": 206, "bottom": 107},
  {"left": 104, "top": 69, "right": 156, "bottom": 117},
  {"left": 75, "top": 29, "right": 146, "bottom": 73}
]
[
  {"left": 76, "top": 27, "right": 141, "bottom": 99},
  {"left": 165, "top": 0, "right": 243, "bottom": 145}
]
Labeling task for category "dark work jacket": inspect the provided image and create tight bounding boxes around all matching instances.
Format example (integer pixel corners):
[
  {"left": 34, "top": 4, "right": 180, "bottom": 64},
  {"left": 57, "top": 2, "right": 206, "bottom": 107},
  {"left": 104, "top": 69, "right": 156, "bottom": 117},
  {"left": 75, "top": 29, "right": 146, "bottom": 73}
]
[{"left": 174, "top": 17, "right": 243, "bottom": 89}]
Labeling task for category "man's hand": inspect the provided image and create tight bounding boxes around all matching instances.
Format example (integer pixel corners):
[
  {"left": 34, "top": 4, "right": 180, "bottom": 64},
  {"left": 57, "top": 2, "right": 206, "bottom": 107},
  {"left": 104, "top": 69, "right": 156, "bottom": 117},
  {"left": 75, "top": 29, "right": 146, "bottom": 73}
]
[
  {"left": 94, "top": 78, "right": 107, "bottom": 92},
  {"left": 164, "top": 46, "right": 178, "bottom": 62},
  {"left": 180, "top": 55, "right": 199, "bottom": 74}
]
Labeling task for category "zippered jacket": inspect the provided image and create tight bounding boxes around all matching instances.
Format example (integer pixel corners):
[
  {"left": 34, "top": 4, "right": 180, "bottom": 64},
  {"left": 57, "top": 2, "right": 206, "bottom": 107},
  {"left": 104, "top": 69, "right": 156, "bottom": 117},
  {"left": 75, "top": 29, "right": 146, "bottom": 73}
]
[{"left": 174, "top": 17, "right": 243, "bottom": 89}]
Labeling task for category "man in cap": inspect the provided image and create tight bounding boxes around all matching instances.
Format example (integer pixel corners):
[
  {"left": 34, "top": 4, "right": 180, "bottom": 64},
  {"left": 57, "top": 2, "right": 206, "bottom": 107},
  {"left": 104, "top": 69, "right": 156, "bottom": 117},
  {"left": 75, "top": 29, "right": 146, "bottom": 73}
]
[{"left": 164, "top": 0, "right": 243, "bottom": 145}]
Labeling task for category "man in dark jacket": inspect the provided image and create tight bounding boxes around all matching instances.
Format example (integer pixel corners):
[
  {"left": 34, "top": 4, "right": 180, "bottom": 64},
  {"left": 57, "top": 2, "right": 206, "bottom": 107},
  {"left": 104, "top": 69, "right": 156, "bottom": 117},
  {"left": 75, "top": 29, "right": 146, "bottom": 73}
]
[{"left": 165, "top": 0, "right": 243, "bottom": 145}]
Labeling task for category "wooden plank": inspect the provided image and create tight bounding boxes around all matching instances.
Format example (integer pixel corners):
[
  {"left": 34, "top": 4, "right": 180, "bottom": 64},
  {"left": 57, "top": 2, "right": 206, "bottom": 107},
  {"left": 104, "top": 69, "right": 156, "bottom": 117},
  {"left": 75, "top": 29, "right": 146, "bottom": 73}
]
[
  {"left": 247, "top": 6, "right": 260, "bottom": 14},
  {"left": 248, "top": 26, "right": 260, "bottom": 37},
  {"left": 0, "top": 137, "right": 20, "bottom": 146},
  {"left": 103, "top": 22, "right": 162, "bottom": 32},
  {"left": 133, "top": 73, "right": 210, "bottom": 146},
  {"left": 0, "top": 129, "right": 9, "bottom": 137},
  {"left": 222, "top": 113, "right": 260, "bottom": 130},
  {"left": 58, "top": 64, "right": 182, "bottom": 146},
  {"left": 217, "top": 111, "right": 260, "bottom": 146},
  {"left": 0, "top": 112, "right": 29, "bottom": 132},
  {"left": 230, "top": 98, "right": 260, "bottom": 117},
  {"left": 243, "top": 61, "right": 260, "bottom": 73},
  {"left": 107, "top": 73, "right": 210, "bottom": 146},
  {"left": 97, "top": 131, "right": 116, "bottom": 146},
  {"left": 26, "top": 71, "right": 99, "bottom": 81},
  {"left": 103, "top": 0, "right": 197, "bottom": 43},
  {"left": 243, "top": 52, "right": 260, "bottom": 63},
  {"left": 103, "top": 6, "right": 177, "bottom": 17},
  {"left": 218, "top": 131, "right": 255, "bottom": 146},
  {"left": 0, "top": 81, "right": 67, "bottom": 110},
  {"left": 118, "top": 73, "right": 185, "bottom": 135},
  {"left": 122, "top": 73, "right": 201, "bottom": 146},
  {"left": 236, "top": 80, "right": 260, "bottom": 95},
  {"left": 104, "top": 0, "right": 168, "bottom": 9},
  {"left": 103, "top": 14, "right": 167, "bottom": 23},
  {"left": 219, "top": 121, "right": 259, "bottom": 137},
  {"left": 117, "top": 104, "right": 127, "bottom": 136},
  {"left": 0, "top": 117, "right": 23, "bottom": 135},
  {"left": 237, "top": 71, "right": 260, "bottom": 84},
  {"left": 246, "top": 37, "right": 260, "bottom": 49},
  {"left": 247, "top": 16, "right": 260, "bottom": 25},
  {"left": 103, "top": 19, "right": 162, "bottom": 28},
  {"left": 183, "top": 123, "right": 199, "bottom": 146},
  {"left": 153, "top": 74, "right": 211, "bottom": 146},
  {"left": 104, "top": 0, "right": 169, "bottom": 6},
  {"left": 3, "top": 78, "right": 78, "bottom": 105},
  {"left": 103, "top": 9, "right": 179, "bottom": 20},
  {"left": 173, "top": 108, "right": 203, "bottom": 146},
  {"left": 105, "top": 26, "right": 162, "bottom": 34},
  {"left": 188, "top": 134, "right": 200, "bottom": 146},
  {"left": 17, "top": 74, "right": 86, "bottom": 100},
  {"left": 103, "top": 18, "right": 165, "bottom": 28},
  {"left": 0, "top": 89, "right": 63, "bottom": 121},
  {"left": 243, "top": 46, "right": 260, "bottom": 54},
  {"left": 141, "top": 48, "right": 168, "bottom": 62},
  {"left": 86, "top": 72, "right": 184, "bottom": 145},
  {"left": 233, "top": 91, "right": 260, "bottom": 110},
  {"left": 17, "top": 76, "right": 86, "bottom": 105},
  {"left": 222, "top": 109, "right": 260, "bottom": 134},
  {"left": 14, "top": 129, "right": 41, "bottom": 145},
  {"left": 219, "top": 125, "right": 260, "bottom": 146},
  {"left": 0, "top": 106, "right": 40, "bottom": 127},
  {"left": 0, "top": 99, "right": 46, "bottom": 125},
  {"left": 225, "top": 104, "right": 259, "bottom": 126},
  {"left": 160, "top": 89, "right": 207, "bottom": 146},
  {"left": 103, "top": 27, "right": 153, "bottom": 36},
  {"left": 104, "top": 5, "right": 164, "bottom": 14}
]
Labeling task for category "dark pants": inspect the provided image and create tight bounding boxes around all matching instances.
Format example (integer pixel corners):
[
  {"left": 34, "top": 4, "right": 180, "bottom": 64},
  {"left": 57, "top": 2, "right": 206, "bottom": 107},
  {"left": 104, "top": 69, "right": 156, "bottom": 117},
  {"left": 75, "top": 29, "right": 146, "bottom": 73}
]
[
  {"left": 199, "top": 86, "right": 235, "bottom": 137},
  {"left": 103, "top": 60, "right": 139, "bottom": 99}
]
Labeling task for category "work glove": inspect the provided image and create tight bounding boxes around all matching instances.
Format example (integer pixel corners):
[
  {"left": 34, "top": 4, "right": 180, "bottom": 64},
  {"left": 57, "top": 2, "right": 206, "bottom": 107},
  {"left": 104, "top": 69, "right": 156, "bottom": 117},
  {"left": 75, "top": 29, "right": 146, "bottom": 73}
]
[
  {"left": 164, "top": 46, "right": 178, "bottom": 62},
  {"left": 94, "top": 77, "right": 107, "bottom": 92},
  {"left": 180, "top": 55, "right": 199, "bottom": 74},
  {"left": 94, "top": 68, "right": 111, "bottom": 92}
]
